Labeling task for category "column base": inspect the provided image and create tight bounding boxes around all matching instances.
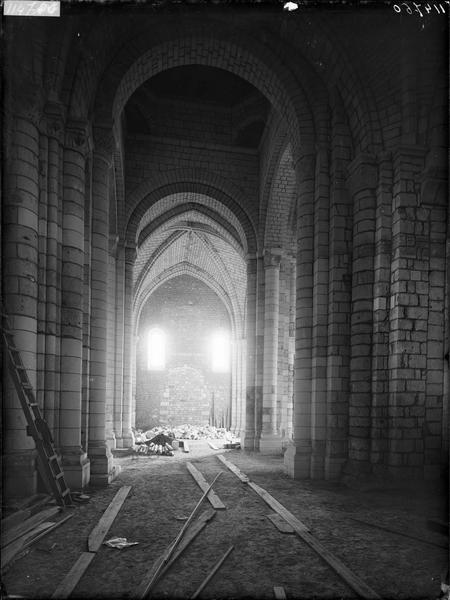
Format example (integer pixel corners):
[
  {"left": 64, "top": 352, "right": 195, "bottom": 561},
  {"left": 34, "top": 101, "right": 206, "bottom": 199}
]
[
  {"left": 241, "top": 429, "right": 256, "bottom": 451},
  {"left": 324, "top": 456, "right": 346, "bottom": 480},
  {"left": 284, "top": 441, "right": 311, "bottom": 479},
  {"left": 259, "top": 433, "right": 282, "bottom": 455},
  {"left": 88, "top": 444, "right": 115, "bottom": 486},
  {"left": 116, "top": 430, "right": 135, "bottom": 449},
  {"left": 310, "top": 441, "right": 326, "bottom": 479},
  {"left": 106, "top": 430, "right": 117, "bottom": 450},
  {"left": 60, "top": 448, "right": 91, "bottom": 490},
  {"left": 3, "top": 450, "right": 38, "bottom": 500}
]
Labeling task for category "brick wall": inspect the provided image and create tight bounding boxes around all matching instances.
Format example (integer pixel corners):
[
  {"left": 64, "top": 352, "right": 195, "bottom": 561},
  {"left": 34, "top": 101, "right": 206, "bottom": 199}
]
[{"left": 135, "top": 274, "right": 232, "bottom": 429}]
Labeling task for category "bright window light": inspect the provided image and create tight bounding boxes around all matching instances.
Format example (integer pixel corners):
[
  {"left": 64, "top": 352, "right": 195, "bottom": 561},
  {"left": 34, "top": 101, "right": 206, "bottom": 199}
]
[
  {"left": 211, "top": 329, "right": 230, "bottom": 373},
  {"left": 147, "top": 328, "right": 166, "bottom": 370}
]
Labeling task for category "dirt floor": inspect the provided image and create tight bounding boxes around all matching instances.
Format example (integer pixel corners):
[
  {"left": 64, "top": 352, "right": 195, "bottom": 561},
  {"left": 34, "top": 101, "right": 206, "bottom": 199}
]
[{"left": 2, "top": 443, "right": 448, "bottom": 600}]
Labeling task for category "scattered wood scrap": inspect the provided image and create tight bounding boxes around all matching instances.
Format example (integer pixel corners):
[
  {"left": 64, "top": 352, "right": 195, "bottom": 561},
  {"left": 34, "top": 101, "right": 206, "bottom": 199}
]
[
  {"left": 1, "top": 509, "right": 33, "bottom": 532},
  {"left": 52, "top": 485, "right": 132, "bottom": 598},
  {"left": 186, "top": 462, "right": 226, "bottom": 510},
  {"left": 273, "top": 586, "right": 287, "bottom": 599},
  {"left": 217, "top": 456, "right": 381, "bottom": 600},
  {"left": 350, "top": 517, "right": 448, "bottom": 550},
  {"left": 134, "top": 474, "right": 221, "bottom": 599},
  {"left": 1, "top": 507, "right": 60, "bottom": 548},
  {"left": 2, "top": 512, "right": 73, "bottom": 570},
  {"left": 88, "top": 486, "right": 132, "bottom": 552},
  {"left": 217, "top": 454, "right": 249, "bottom": 482},
  {"left": 248, "top": 481, "right": 309, "bottom": 534},
  {"left": 51, "top": 552, "right": 96, "bottom": 599},
  {"left": 2, "top": 522, "right": 55, "bottom": 569},
  {"left": 267, "top": 513, "right": 294, "bottom": 534},
  {"left": 134, "top": 509, "right": 216, "bottom": 599},
  {"left": 190, "top": 545, "right": 234, "bottom": 599}
]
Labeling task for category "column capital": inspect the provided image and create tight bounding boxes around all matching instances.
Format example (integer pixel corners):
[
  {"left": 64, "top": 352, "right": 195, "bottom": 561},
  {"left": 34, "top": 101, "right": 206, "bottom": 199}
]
[
  {"left": 263, "top": 248, "right": 283, "bottom": 269},
  {"left": 65, "top": 119, "right": 92, "bottom": 157},
  {"left": 346, "top": 152, "right": 378, "bottom": 195},
  {"left": 43, "top": 101, "right": 66, "bottom": 142}
]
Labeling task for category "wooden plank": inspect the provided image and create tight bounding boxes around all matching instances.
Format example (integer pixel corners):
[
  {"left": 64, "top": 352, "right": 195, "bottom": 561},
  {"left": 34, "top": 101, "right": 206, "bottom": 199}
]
[
  {"left": 1, "top": 522, "right": 55, "bottom": 569},
  {"left": 134, "top": 509, "right": 216, "bottom": 599},
  {"left": 216, "top": 454, "right": 249, "bottom": 482},
  {"left": 190, "top": 545, "right": 234, "bottom": 599},
  {"left": 248, "top": 482, "right": 310, "bottom": 534},
  {"left": 267, "top": 513, "right": 294, "bottom": 534},
  {"left": 186, "top": 462, "right": 226, "bottom": 510},
  {"left": 2, "top": 507, "right": 60, "bottom": 548},
  {"left": 350, "top": 517, "right": 448, "bottom": 550},
  {"left": 218, "top": 457, "right": 380, "bottom": 600},
  {"left": 208, "top": 441, "right": 219, "bottom": 450},
  {"left": 1, "top": 509, "right": 32, "bottom": 532},
  {"left": 297, "top": 528, "right": 381, "bottom": 600},
  {"left": 51, "top": 552, "right": 95, "bottom": 599},
  {"left": 182, "top": 441, "right": 190, "bottom": 453},
  {"left": 135, "top": 475, "right": 220, "bottom": 599},
  {"left": 88, "top": 486, "right": 131, "bottom": 552},
  {"left": 273, "top": 586, "right": 287, "bottom": 599}
]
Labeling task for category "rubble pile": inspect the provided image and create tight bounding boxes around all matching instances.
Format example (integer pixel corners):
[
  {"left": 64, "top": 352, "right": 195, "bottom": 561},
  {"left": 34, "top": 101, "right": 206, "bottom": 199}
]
[
  {"left": 133, "top": 432, "right": 174, "bottom": 456},
  {"left": 143, "top": 424, "right": 238, "bottom": 441},
  {"left": 132, "top": 424, "right": 240, "bottom": 456}
]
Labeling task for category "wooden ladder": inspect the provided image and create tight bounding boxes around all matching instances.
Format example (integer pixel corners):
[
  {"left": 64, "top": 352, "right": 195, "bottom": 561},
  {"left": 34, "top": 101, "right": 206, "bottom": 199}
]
[{"left": 1, "top": 306, "right": 73, "bottom": 506}]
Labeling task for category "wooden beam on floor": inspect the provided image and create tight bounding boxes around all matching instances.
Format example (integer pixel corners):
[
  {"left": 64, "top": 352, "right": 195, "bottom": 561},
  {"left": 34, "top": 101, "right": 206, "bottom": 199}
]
[
  {"left": 216, "top": 456, "right": 381, "bottom": 600},
  {"left": 217, "top": 454, "right": 249, "bottom": 482},
  {"left": 51, "top": 552, "right": 96, "bottom": 599},
  {"left": 350, "top": 517, "right": 448, "bottom": 550},
  {"left": 88, "top": 486, "right": 131, "bottom": 552},
  {"left": 208, "top": 441, "right": 219, "bottom": 450},
  {"left": 2, "top": 522, "right": 56, "bottom": 569},
  {"left": 1, "top": 507, "right": 60, "bottom": 548},
  {"left": 1, "top": 509, "right": 33, "bottom": 532},
  {"left": 134, "top": 509, "right": 216, "bottom": 599},
  {"left": 186, "top": 462, "right": 226, "bottom": 510},
  {"left": 190, "top": 545, "right": 234, "bottom": 599},
  {"left": 273, "top": 586, "right": 287, "bottom": 599},
  {"left": 267, "top": 513, "right": 295, "bottom": 534}
]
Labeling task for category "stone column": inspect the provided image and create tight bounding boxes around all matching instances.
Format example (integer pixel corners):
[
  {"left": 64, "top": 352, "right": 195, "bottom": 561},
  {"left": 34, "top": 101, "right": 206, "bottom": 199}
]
[
  {"left": 2, "top": 112, "right": 41, "bottom": 497},
  {"left": 260, "top": 248, "right": 283, "bottom": 454},
  {"left": 88, "top": 125, "right": 115, "bottom": 483},
  {"left": 346, "top": 154, "right": 377, "bottom": 478},
  {"left": 121, "top": 245, "right": 136, "bottom": 448},
  {"left": 43, "top": 108, "right": 64, "bottom": 440},
  {"left": 370, "top": 153, "right": 393, "bottom": 476},
  {"left": 254, "top": 254, "right": 265, "bottom": 448},
  {"left": 324, "top": 99, "right": 352, "bottom": 480},
  {"left": 310, "top": 145, "right": 330, "bottom": 478},
  {"left": 286, "top": 257, "right": 296, "bottom": 443},
  {"left": 284, "top": 153, "right": 315, "bottom": 478},
  {"left": 112, "top": 243, "right": 125, "bottom": 448},
  {"left": 242, "top": 254, "right": 257, "bottom": 450},
  {"left": 58, "top": 120, "right": 91, "bottom": 488}
]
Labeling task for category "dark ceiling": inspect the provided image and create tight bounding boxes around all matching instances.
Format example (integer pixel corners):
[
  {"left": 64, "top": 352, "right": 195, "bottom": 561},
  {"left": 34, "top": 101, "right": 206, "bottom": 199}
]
[{"left": 143, "top": 65, "right": 260, "bottom": 106}]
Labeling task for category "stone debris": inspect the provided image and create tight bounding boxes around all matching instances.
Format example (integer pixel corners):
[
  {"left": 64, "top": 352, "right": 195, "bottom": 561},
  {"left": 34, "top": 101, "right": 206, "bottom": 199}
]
[
  {"left": 143, "top": 424, "right": 237, "bottom": 441},
  {"left": 132, "top": 425, "right": 240, "bottom": 456}
]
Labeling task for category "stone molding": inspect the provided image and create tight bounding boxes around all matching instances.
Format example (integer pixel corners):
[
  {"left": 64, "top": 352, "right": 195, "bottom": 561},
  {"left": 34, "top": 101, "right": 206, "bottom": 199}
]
[
  {"left": 346, "top": 153, "right": 378, "bottom": 196},
  {"left": 263, "top": 248, "right": 283, "bottom": 269},
  {"left": 65, "top": 119, "right": 92, "bottom": 157}
]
